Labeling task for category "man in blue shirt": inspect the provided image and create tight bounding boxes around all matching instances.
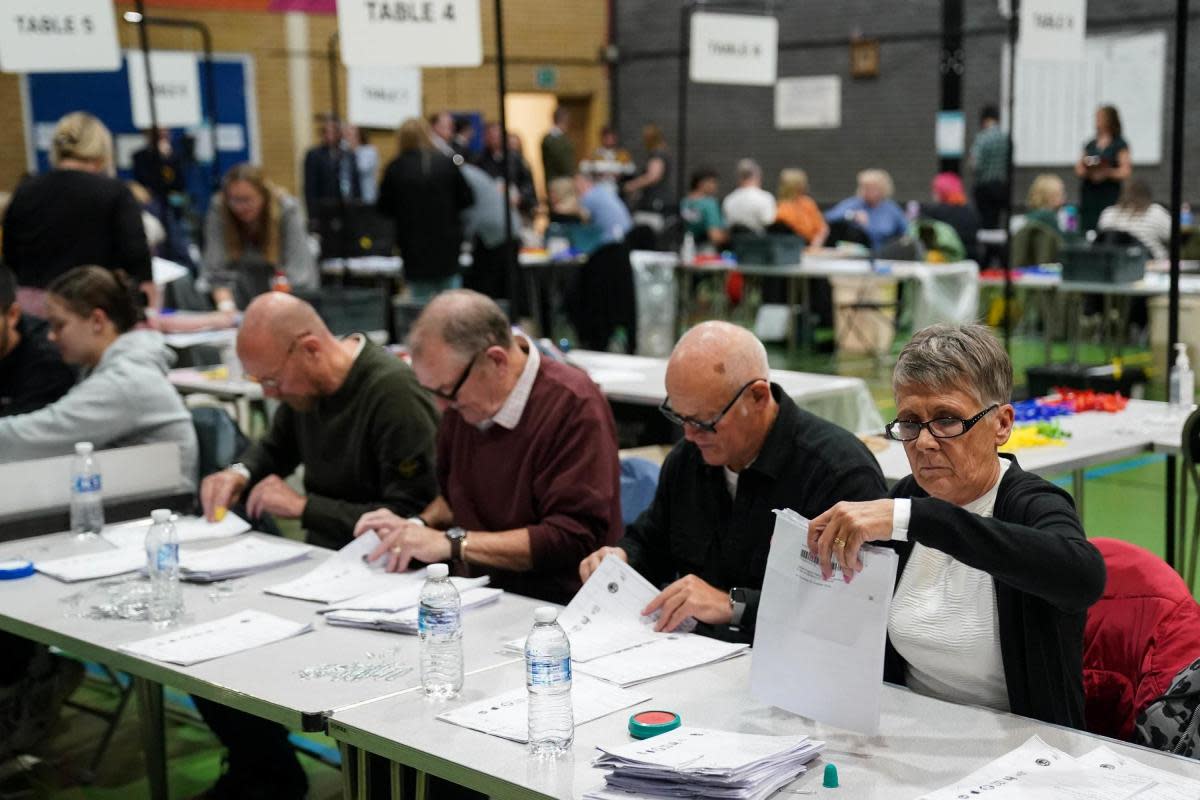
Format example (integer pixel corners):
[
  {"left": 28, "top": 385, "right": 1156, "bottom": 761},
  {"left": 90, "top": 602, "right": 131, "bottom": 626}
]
[{"left": 576, "top": 172, "right": 633, "bottom": 245}]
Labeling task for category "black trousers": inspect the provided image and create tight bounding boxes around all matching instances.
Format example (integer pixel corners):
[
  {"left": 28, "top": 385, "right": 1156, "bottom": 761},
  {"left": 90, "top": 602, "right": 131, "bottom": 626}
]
[
  {"left": 974, "top": 181, "right": 1010, "bottom": 230},
  {"left": 192, "top": 696, "right": 308, "bottom": 797}
]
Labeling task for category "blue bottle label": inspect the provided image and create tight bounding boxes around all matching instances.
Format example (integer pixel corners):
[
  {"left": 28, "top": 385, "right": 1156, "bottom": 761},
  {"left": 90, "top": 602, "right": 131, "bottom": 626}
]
[
  {"left": 155, "top": 543, "right": 178, "bottom": 571},
  {"left": 528, "top": 655, "right": 571, "bottom": 686},
  {"left": 73, "top": 475, "right": 101, "bottom": 493},
  {"left": 418, "top": 606, "right": 459, "bottom": 634}
]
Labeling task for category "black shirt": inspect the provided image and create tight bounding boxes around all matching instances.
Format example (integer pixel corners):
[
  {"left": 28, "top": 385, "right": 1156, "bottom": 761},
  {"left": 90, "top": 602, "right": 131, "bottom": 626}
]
[
  {"left": 3, "top": 169, "right": 152, "bottom": 289},
  {"left": 0, "top": 315, "right": 75, "bottom": 417},
  {"left": 885, "top": 454, "right": 1106, "bottom": 729},
  {"left": 376, "top": 150, "right": 473, "bottom": 282},
  {"left": 618, "top": 385, "right": 888, "bottom": 643}
]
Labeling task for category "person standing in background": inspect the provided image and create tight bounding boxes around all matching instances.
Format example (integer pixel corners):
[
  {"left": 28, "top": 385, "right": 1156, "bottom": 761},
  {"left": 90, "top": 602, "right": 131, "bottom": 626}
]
[
  {"left": 623, "top": 124, "right": 673, "bottom": 232},
  {"left": 969, "top": 105, "right": 1010, "bottom": 230},
  {"left": 1075, "top": 105, "right": 1131, "bottom": 233},
  {"left": 541, "top": 107, "right": 575, "bottom": 196},
  {"left": 343, "top": 124, "right": 379, "bottom": 204},
  {"left": 302, "top": 114, "right": 360, "bottom": 228}
]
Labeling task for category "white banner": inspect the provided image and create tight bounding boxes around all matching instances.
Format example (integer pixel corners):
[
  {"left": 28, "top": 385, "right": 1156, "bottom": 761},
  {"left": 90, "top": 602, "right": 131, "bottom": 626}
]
[
  {"left": 1018, "top": 0, "right": 1086, "bottom": 62},
  {"left": 347, "top": 65, "right": 422, "bottom": 129},
  {"left": 127, "top": 50, "right": 202, "bottom": 129},
  {"left": 336, "top": 0, "right": 482, "bottom": 68},
  {"left": 689, "top": 12, "right": 778, "bottom": 86},
  {"left": 0, "top": 0, "right": 120, "bottom": 73},
  {"left": 774, "top": 76, "right": 841, "bottom": 129}
]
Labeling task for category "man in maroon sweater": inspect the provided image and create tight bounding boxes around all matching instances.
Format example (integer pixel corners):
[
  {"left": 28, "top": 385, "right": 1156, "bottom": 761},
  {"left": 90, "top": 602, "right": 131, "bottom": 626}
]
[{"left": 356, "top": 289, "right": 623, "bottom": 603}]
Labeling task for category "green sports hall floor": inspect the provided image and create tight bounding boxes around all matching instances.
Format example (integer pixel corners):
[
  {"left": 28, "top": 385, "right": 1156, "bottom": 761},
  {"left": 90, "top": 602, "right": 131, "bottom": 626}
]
[{"left": 5, "top": 330, "right": 1197, "bottom": 799}]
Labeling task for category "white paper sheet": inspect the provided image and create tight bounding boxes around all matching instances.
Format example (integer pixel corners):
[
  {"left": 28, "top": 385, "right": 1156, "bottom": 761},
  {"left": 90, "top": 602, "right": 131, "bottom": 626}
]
[
  {"left": 178, "top": 537, "right": 313, "bottom": 582},
  {"left": 324, "top": 586, "right": 503, "bottom": 633},
  {"left": 750, "top": 509, "right": 898, "bottom": 735},
  {"left": 101, "top": 513, "right": 251, "bottom": 550},
  {"left": 916, "top": 736, "right": 1152, "bottom": 800},
  {"left": 35, "top": 547, "right": 145, "bottom": 582},
  {"left": 1077, "top": 745, "right": 1200, "bottom": 800},
  {"left": 321, "top": 572, "right": 489, "bottom": 613},
  {"left": 504, "top": 555, "right": 679, "bottom": 662},
  {"left": 118, "top": 609, "right": 313, "bottom": 666},
  {"left": 263, "top": 532, "right": 398, "bottom": 603},
  {"left": 575, "top": 634, "right": 747, "bottom": 687},
  {"left": 437, "top": 675, "right": 651, "bottom": 742}
]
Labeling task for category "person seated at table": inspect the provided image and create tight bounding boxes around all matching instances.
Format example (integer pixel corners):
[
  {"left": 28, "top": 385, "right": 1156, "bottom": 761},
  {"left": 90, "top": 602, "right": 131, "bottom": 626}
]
[
  {"left": 200, "top": 163, "right": 316, "bottom": 312},
  {"left": 199, "top": 292, "right": 438, "bottom": 549},
  {"left": 0, "top": 265, "right": 198, "bottom": 487},
  {"left": 824, "top": 168, "right": 908, "bottom": 250},
  {"left": 1011, "top": 174, "right": 1066, "bottom": 268},
  {"left": 680, "top": 168, "right": 729, "bottom": 248},
  {"left": 578, "top": 322, "right": 886, "bottom": 643},
  {"left": 721, "top": 159, "right": 776, "bottom": 234},
  {"left": 0, "top": 264, "right": 75, "bottom": 417},
  {"left": 355, "top": 289, "right": 623, "bottom": 604},
  {"left": 774, "top": 168, "right": 829, "bottom": 248},
  {"left": 920, "top": 172, "right": 980, "bottom": 256},
  {"left": 808, "top": 324, "right": 1106, "bottom": 728},
  {"left": 1098, "top": 178, "right": 1171, "bottom": 260},
  {"left": 194, "top": 292, "right": 438, "bottom": 800},
  {"left": 547, "top": 176, "right": 583, "bottom": 224}
]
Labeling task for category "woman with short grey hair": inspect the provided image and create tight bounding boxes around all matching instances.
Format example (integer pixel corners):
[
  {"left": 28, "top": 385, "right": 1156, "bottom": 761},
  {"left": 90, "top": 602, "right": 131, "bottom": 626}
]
[{"left": 809, "top": 323, "right": 1105, "bottom": 729}]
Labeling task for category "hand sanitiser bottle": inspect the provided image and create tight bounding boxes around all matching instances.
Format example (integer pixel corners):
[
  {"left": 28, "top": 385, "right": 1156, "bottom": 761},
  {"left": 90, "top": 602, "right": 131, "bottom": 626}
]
[{"left": 1169, "top": 343, "right": 1194, "bottom": 410}]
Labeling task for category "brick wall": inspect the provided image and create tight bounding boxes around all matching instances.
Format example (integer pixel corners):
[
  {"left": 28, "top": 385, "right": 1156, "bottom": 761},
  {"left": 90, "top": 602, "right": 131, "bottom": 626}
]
[{"left": 0, "top": 1, "right": 609, "bottom": 199}]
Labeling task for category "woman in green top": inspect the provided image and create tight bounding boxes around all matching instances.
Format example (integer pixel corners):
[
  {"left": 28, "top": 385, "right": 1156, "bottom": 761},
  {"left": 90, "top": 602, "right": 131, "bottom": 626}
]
[
  {"left": 1075, "top": 105, "right": 1131, "bottom": 232},
  {"left": 679, "top": 168, "right": 728, "bottom": 248}
]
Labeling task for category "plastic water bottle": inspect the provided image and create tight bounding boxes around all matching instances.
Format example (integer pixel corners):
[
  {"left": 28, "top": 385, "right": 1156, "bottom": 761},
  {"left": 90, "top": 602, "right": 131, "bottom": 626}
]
[
  {"left": 1169, "top": 343, "right": 1194, "bottom": 410},
  {"left": 526, "top": 606, "right": 573, "bottom": 756},
  {"left": 680, "top": 231, "right": 697, "bottom": 265},
  {"left": 144, "top": 509, "right": 182, "bottom": 625},
  {"left": 69, "top": 442, "right": 105, "bottom": 538},
  {"left": 418, "top": 563, "right": 463, "bottom": 698},
  {"left": 1181, "top": 203, "right": 1194, "bottom": 228}
]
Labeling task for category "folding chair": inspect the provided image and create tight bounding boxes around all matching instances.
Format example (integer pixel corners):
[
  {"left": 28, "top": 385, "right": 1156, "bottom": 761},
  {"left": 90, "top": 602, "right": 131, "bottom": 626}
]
[{"left": 1177, "top": 407, "right": 1200, "bottom": 590}]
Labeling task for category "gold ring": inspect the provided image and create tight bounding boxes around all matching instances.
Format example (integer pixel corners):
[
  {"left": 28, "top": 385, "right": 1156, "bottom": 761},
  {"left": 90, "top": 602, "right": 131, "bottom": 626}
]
[
  {"left": 391, "top": 546, "right": 403, "bottom": 555},
  {"left": 833, "top": 537, "right": 846, "bottom": 548}
]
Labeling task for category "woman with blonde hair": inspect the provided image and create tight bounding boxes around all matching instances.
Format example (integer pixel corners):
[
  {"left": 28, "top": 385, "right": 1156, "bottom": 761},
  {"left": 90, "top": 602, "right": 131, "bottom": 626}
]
[
  {"left": 3, "top": 112, "right": 152, "bottom": 315},
  {"left": 1025, "top": 174, "right": 1066, "bottom": 233},
  {"left": 377, "top": 117, "right": 472, "bottom": 301},
  {"left": 774, "top": 168, "right": 828, "bottom": 248},
  {"left": 200, "top": 162, "right": 315, "bottom": 311}
]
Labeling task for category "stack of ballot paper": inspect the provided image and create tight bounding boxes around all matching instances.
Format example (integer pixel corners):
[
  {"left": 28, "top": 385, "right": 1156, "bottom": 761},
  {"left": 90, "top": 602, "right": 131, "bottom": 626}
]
[
  {"left": 502, "top": 555, "right": 747, "bottom": 686},
  {"left": 437, "top": 675, "right": 650, "bottom": 742},
  {"left": 583, "top": 727, "right": 824, "bottom": 800},
  {"left": 119, "top": 609, "right": 312, "bottom": 666},
  {"left": 178, "top": 537, "right": 314, "bottom": 582},
  {"left": 263, "top": 532, "right": 401, "bottom": 603},
  {"left": 36, "top": 547, "right": 146, "bottom": 582},
  {"left": 916, "top": 736, "right": 1199, "bottom": 800},
  {"left": 101, "top": 513, "right": 251, "bottom": 549},
  {"left": 324, "top": 586, "right": 503, "bottom": 633}
]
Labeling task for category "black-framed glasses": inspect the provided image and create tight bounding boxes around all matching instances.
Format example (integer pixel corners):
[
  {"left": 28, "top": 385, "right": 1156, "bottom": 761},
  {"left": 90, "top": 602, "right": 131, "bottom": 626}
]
[
  {"left": 885, "top": 404, "right": 999, "bottom": 442},
  {"left": 423, "top": 349, "right": 485, "bottom": 402},
  {"left": 659, "top": 379, "right": 766, "bottom": 434},
  {"left": 249, "top": 332, "right": 307, "bottom": 390}
]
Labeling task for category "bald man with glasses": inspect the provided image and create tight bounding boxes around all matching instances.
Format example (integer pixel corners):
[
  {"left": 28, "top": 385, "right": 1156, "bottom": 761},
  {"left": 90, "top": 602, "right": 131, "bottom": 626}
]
[
  {"left": 579, "top": 321, "right": 887, "bottom": 644},
  {"left": 199, "top": 292, "right": 439, "bottom": 550}
]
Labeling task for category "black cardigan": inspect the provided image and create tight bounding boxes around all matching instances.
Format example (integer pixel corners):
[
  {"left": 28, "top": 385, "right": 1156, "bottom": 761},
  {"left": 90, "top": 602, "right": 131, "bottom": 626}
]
[{"left": 884, "top": 454, "right": 1106, "bottom": 729}]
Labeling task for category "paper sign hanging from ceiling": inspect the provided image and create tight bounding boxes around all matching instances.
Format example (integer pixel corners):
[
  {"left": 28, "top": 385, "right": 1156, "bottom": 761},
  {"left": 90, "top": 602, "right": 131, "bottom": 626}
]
[
  {"left": 127, "top": 51, "right": 203, "bottom": 129},
  {"left": 336, "top": 0, "right": 482, "bottom": 67},
  {"left": 0, "top": 0, "right": 120, "bottom": 73},
  {"left": 1018, "top": 0, "right": 1086, "bottom": 62},
  {"left": 347, "top": 65, "right": 422, "bottom": 128},
  {"left": 689, "top": 12, "right": 778, "bottom": 86}
]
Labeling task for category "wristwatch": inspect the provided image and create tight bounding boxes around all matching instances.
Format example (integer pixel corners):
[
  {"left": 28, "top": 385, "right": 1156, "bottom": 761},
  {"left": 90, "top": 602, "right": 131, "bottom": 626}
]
[
  {"left": 228, "top": 462, "right": 252, "bottom": 482},
  {"left": 445, "top": 527, "right": 468, "bottom": 562},
  {"left": 729, "top": 587, "right": 748, "bottom": 629}
]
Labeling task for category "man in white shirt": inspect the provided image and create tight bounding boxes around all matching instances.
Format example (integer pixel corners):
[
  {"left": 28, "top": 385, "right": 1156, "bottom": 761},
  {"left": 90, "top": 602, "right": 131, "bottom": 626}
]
[{"left": 721, "top": 159, "right": 777, "bottom": 234}]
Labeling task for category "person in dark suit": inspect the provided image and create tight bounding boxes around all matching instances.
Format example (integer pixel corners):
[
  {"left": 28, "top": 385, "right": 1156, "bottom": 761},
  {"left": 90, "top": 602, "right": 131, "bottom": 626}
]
[
  {"left": 376, "top": 118, "right": 473, "bottom": 302},
  {"left": 302, "top": 115, "right": 360, "bottom": 228}
]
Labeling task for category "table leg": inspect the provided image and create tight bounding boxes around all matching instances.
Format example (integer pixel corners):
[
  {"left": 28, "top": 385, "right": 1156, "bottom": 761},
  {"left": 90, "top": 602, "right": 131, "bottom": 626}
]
[
  {"left": 1072, "top": 469, "right": 1085, "bottom": 520},
  {"left": 1043, "top": 291, "right": 1054, "bottom": 366},
  {"left": 785, "top": 275, "right": 799, "bottom": 359},
  {"left": 524, "top": 270, "right": 544, "bottom": 339},
  {"left": 414, "top": 769, "right": 429, "bottom": 800},
  {"left": 133, "top": 677, "right": 168, "bottom": 800},
  {"left": 339, "top": 741, "right": 356, "bottom": 800},
  {"left": 391, "top": 759, "right": 404, "bottom": 800}
]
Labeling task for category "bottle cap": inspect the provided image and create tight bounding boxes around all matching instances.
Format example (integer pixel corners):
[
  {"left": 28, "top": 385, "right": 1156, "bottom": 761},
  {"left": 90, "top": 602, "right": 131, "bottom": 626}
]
[
  {"left": 0, "top": 560, "right": 35, "bottom": 580},
  {"left": 628, "top": 710, "right": 681, "bottom": 739},
  {"left": 823, "top": 763, "right": 839, "bottom": 788},
  {"left": 74, "top": 442, "right": 94, "bottom": 455},
  {"left": 1175, "top": 343, "right": 1190, "bottom": 367},
  {"left": 151, "top": 509, "right": 172, "bottom": 523},
  {"left": 427, "top": 563, "right": 449, "bottom": 579},
  {"left": 534, "top": 606, "right": 558, "bottom": 624}
]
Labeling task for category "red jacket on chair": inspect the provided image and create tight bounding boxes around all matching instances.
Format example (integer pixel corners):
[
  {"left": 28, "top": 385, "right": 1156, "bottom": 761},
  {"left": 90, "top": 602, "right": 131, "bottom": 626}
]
[{"left": 1083, "top": 538, "right": 1200, "bottom": 740}]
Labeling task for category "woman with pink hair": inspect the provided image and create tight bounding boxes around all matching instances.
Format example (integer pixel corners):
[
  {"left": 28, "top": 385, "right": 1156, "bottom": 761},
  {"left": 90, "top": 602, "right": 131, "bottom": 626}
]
[{"left": 922, "top": 172, "right": 980, "bottom": 255}]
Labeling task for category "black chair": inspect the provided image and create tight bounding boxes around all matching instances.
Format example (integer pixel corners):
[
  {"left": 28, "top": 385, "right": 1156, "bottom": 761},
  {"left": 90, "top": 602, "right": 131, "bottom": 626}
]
[
  {"left": 565, "top": 242, "right": 637, "bottom": 353},
  {"left": 826, "top": 218, "right": 872, "bottom": 248},
  {"left": 1177, "top": 406, "right": 1200, "bottom": 590},
  {"left": 293, "top": 285, "right": 391, "bottom": 342}
]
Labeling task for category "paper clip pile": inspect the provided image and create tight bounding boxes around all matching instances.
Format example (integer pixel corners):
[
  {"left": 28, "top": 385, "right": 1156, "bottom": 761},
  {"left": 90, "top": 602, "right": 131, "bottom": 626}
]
[
  {"left": 61, "top": 576, "right": 154, "bottom": 621},
  {"left": 298, "top": 648, "right": 412, "bottom": 682}
]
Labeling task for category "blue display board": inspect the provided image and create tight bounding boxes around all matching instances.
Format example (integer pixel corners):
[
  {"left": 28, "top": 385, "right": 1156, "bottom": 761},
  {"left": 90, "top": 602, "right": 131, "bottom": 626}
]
[{"left": 23, "top": 52, "right": 259, "bottom": 212}]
